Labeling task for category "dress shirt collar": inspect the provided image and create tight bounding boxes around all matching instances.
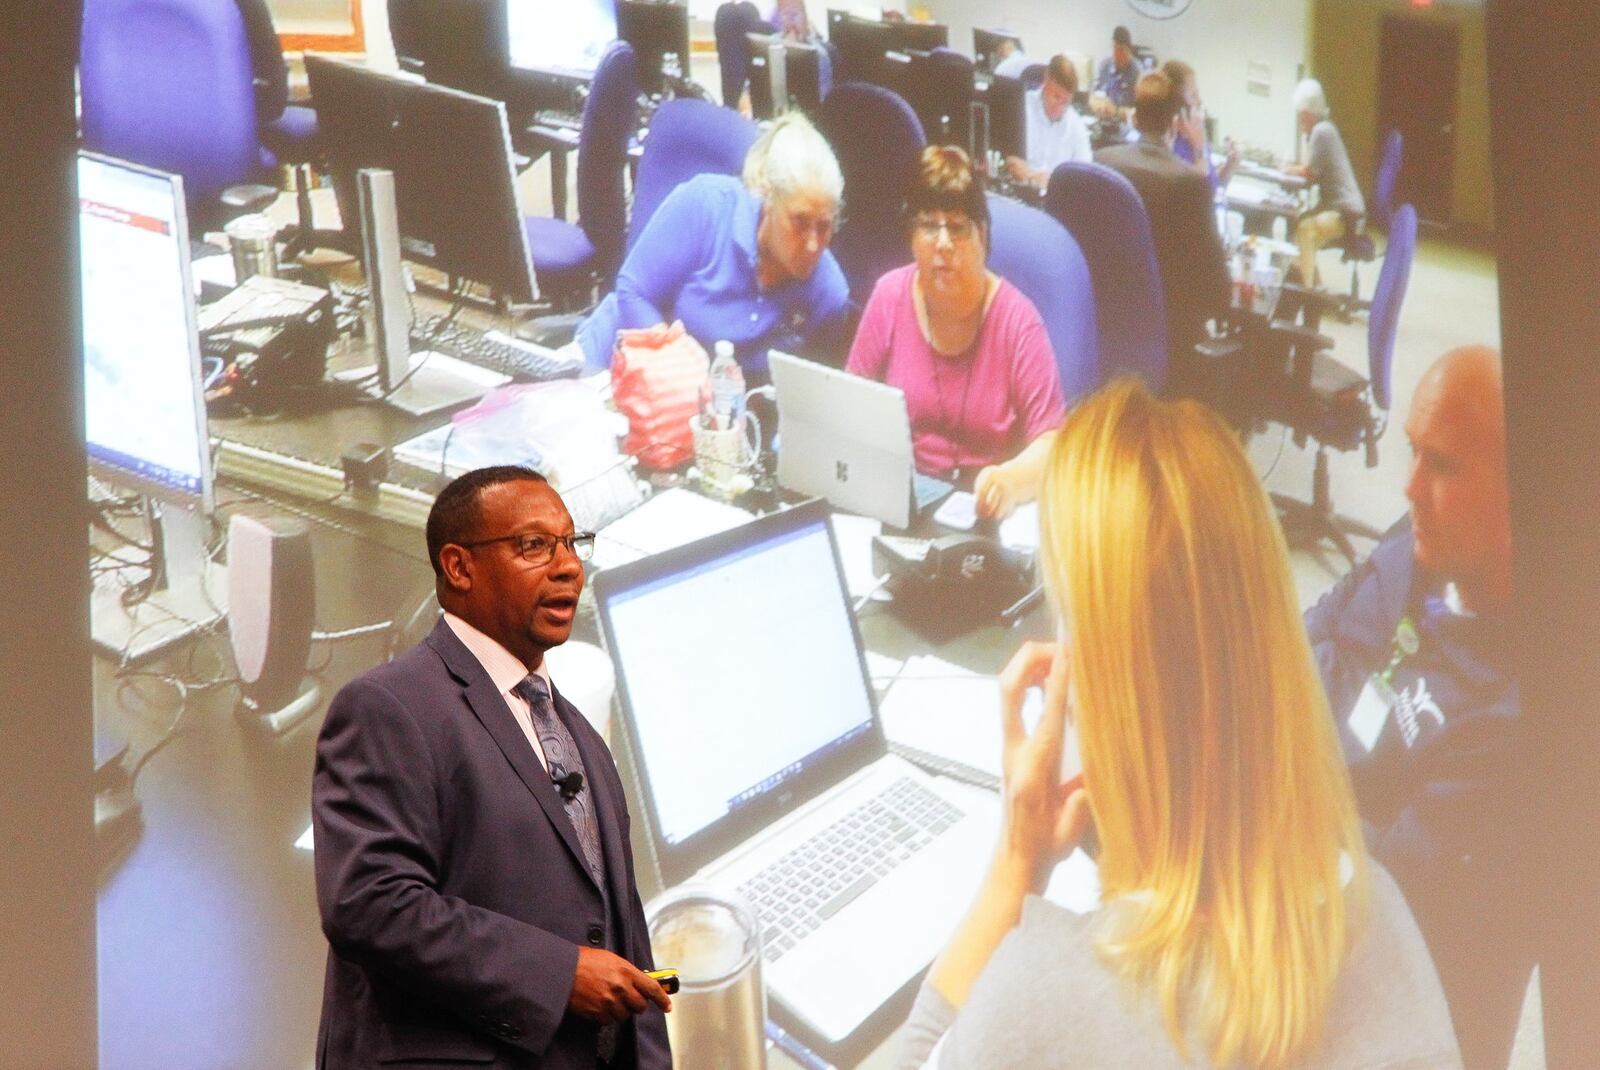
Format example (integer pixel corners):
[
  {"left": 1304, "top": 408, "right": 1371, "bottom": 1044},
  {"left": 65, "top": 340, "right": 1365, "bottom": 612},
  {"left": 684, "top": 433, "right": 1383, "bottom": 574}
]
[{"left": 442, "top": 611, "right": 551, "bottom": 696}]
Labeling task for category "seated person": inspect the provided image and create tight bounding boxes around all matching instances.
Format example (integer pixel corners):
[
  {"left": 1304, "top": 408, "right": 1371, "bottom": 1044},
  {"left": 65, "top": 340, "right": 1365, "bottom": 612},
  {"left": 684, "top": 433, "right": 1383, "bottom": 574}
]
[
  {"left": 1284, "top": 78, "right": 1365, "bottom": 287},
  {"left": 1005, "top": 55, "right": 1093, "bottom": 190},
  {"left": 1161, "top": 59, "right": 1239, "bottom": 194},
  {"left": 575, "top": 112, "right": 850, "bottom": 380},
  {"left": 1095, "top": 71, "right": 1230, "bottom": 394},
  {"left": 1306, "top": 346, "right": 1532, "bottom": 1070},
  {"left": 1090, "top": 25, "right": 1141, "bottom": 117},
  {"left": 989, "top": 37, "right": 1032, "bottom": 80},
  {"left": 845, "top": 146, "right": 1065, "bottom": 520},
  {"left": 899, "top": 379, "right": 1461, "bottom": 1070}
]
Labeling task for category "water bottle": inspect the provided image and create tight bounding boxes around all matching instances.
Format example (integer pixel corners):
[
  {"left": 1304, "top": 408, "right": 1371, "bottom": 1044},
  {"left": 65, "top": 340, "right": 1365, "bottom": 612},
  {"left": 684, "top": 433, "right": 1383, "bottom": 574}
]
[{"left": 708, "top": 340, "right": 745, "bottom": 432}]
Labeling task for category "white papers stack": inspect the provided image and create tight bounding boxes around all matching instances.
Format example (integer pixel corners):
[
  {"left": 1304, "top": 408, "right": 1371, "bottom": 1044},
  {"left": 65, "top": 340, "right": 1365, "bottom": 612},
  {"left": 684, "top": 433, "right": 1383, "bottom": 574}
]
[
  {"left": 999, "top": 501, "right": 1040, "bottom": 552},
  {"left": 591, "top": 488, "right": 754, "bottom": 569},
  {"left": 828, "top": 512, "right": 884, "bottom": 599}
]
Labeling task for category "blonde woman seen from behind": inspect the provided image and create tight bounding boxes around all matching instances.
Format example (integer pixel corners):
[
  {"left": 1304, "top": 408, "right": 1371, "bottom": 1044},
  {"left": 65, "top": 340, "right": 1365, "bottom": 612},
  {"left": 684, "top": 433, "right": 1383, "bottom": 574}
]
[{"left": 899, "top": 381, "right": 1461, "bottom": 1070}]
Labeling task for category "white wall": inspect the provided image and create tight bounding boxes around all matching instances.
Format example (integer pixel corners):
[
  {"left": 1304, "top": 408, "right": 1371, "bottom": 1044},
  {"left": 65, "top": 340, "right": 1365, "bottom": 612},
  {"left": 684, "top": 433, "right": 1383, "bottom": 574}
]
[{"left": 923, "top": 0, "right": 1312, "bottom": 159}]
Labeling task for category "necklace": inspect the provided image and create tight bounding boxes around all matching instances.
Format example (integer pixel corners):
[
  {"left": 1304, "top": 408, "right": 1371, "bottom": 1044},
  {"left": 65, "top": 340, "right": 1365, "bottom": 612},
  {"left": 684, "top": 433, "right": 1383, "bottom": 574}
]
[{"left": 933, "top": 339, "right": 978, "bottom": 478}]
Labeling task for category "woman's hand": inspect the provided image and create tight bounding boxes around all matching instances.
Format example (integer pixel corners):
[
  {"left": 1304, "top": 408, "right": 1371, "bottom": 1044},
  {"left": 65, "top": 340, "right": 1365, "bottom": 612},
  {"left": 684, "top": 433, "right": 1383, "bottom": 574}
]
[
  {"left": 974, "top": 465, "right": 1018, "bottom": 520},
  {"left": 996, "top": 642, "right": 1090, "bottom": 888}
]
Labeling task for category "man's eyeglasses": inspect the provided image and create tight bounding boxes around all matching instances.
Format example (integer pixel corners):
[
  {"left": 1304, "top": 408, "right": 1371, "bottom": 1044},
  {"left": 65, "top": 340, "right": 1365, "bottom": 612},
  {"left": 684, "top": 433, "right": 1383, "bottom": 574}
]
[
  {"left": 457, "top": 530, "right": 596, "bottom": 565},
  {"left": 913, "top": 215, "right": 978, "bottom": 245}
]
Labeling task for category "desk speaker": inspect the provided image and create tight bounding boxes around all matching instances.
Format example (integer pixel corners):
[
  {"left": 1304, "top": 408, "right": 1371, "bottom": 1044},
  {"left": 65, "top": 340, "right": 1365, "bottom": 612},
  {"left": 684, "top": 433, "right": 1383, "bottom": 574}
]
[{"left": 228, "top": 514, "right": 314, "bottom": 713}]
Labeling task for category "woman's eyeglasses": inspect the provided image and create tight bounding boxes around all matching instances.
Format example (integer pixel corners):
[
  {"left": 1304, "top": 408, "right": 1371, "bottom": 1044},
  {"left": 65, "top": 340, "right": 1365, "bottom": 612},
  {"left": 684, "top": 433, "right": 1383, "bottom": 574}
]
[{"left": 913, "top": 215, "right": 978, "bottom": 244}]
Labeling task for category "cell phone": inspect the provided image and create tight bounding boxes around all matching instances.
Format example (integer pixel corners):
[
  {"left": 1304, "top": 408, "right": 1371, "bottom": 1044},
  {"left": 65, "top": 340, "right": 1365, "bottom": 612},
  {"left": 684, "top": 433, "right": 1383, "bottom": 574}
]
[{"left": 647, "top": 969, "right": 680, "bottom": 995}]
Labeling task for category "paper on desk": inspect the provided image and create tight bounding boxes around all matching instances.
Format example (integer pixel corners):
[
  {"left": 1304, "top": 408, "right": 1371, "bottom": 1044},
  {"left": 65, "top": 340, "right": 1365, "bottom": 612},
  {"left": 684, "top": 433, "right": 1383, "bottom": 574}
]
[
  {"left": 878, "top": 655, "right": 1055, "bottom": 782},
  {"left": 863, "top": 649, "right": 904, "bottom": 685},
  {"left": 1042, "top": 848, "right": 1102, "bottom": 915},
  {"left": 999, "top": 501, "right": 1040, "bottom": 552},
  {"left": 591, "top": 488, "right": 753, "bottom": 569},
  {"left": 829, "top": 512, "right": 883, "bottom": 599}
]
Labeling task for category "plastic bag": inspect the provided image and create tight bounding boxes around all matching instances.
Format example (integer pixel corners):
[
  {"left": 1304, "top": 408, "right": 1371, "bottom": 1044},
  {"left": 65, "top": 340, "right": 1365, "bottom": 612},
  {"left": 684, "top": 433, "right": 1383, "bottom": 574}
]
[{"left": 611, "top": 321, "right": 709, "bottom": 470}]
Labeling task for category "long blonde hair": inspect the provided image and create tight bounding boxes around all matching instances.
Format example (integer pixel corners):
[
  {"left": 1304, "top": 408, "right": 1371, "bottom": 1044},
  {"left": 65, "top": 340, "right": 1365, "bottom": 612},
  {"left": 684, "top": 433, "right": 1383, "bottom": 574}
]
[{"left": 1039, "top": 380, "right": 1366, "bottom": 1069}]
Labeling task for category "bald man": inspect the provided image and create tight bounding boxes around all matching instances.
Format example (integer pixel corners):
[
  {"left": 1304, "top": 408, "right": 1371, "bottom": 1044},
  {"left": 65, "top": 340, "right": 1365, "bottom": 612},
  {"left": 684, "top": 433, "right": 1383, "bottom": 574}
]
[{"left": 1305, "top": 346, "right": 1532, "bottom": 1070}]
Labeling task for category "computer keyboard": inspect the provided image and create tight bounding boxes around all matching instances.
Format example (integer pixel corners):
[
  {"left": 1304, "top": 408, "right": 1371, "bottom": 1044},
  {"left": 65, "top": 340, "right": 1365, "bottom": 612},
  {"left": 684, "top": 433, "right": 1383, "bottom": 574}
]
[
  {"left": 533, "top": 109, "right": 584, "bottom": 133},
  {"left": 410, "top": 316, "right": 582, "bottom": 383},
  {"left": 735, "top": 777, "right": 965, "bottom": 963}
]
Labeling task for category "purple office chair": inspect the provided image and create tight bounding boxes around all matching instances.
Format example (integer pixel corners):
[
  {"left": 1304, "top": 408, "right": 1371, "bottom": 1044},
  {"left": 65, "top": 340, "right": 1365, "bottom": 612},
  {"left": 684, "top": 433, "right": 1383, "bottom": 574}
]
[
  {"left": 80, "top": 0, "right": 278, "bottom": 229},
  {"left": 985, "top": 194, "right": 1100, "bottom": 404},
  {"left": 1267, "top": 203, "right": 1418, "bottom": 565},
  {"left": 714, "top": 1, "right": 772, "bottom": 109},
  {"left": 1333, "top": 128, "right": 1404, "bottom": 317},
  {"left": 1043, "top": 162, "right": 1169, "bottom": 393},
  {"left": 815, "top": 82, "right": 926, "bottom": 306},
  {"left": 523, "top": 40, "right": 640, "bottom": 304},
  {"left": 627, "top": 98, "right": 759, "bottom": 253},
  {"left": 1019, "top": 63, "right": 1047, "bottom": 91}
]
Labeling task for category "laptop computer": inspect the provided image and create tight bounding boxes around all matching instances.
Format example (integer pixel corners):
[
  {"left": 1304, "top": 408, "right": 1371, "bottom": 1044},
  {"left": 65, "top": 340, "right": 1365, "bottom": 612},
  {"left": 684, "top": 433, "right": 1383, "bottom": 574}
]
[
  {"left": 769, "top": 352, "right": 953, "bottom": 529},
  {"left": 593, "top": 500, "right": 998, "bottom": 1045}
]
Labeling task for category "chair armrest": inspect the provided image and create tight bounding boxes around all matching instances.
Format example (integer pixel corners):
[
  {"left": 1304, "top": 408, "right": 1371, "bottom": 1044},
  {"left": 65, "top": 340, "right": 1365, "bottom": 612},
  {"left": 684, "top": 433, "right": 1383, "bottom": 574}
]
[
  {"left": 1280, "top": 281, "right": 1343, "bottom": 313},
  {"left": 1266, "top": 320, "right": 1335, "bottom": 352}
]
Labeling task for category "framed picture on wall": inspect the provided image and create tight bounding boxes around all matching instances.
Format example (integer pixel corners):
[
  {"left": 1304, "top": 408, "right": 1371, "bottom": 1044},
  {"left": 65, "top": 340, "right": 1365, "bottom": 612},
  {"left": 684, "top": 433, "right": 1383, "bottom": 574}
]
[{"left": 271, "top": 0, "right": 365, "bottom": 52}]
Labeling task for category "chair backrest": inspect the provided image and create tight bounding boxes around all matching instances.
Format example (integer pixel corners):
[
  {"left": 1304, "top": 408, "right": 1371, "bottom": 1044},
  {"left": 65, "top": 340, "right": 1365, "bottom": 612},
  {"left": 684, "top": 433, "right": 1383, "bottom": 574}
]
[
  {"left": 577, "top": 41, "right": 641, "bottom": 284},
  {"left": 985, "top": 194, "right": 1100, "bottom": 404},
  {"left": 80, "top": 0, "right": 262, "bottom": 208},
  {"left": 628, "top": 98, "right": 760, "bottom": 252},
  {"left": 1043, "top": 162, "right": 1169, "bottom": 392},
  {"left": 714, "top": 1, "right": 769, "bottom": 108},
  {"left": 815, "top": 82, "right": 926, "bottom": 305},
  {"left": 1020, "top": 62, "right": 1047, "bottom": 91},
  {"left": 1372, "top": 128, "right": 1404, "bottom": 229},
  {"left": 1367, "top": 203, "right": 1417, "bottom": 414}
]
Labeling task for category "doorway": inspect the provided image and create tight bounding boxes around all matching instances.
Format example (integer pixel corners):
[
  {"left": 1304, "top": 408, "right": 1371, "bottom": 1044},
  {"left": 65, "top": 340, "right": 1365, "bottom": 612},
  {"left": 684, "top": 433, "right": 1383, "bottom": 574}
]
[{"left": 1377, "top": 14, "right": 1459, "bottom": 226}]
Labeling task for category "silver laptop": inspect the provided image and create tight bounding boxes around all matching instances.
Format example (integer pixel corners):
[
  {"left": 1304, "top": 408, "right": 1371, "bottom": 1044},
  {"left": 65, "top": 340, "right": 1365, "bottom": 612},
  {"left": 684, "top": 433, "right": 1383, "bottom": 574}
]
[
  {"left": 769, "top": 351, "right": 952, "bottom": 529},
  {"left": 594, "top": 500, "right": 998, "bottom": 1046}
]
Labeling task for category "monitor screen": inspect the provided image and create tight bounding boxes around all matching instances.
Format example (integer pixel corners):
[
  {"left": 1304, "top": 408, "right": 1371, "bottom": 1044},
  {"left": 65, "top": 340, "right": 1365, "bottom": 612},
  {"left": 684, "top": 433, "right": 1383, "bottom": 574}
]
[
  {"left": 508, "top": 0, "right": 618, "bottom": 77},
  {"left": 601, "top": 513, "right": 876, "bottom": 848},
  {"left": 78, "top": 152, "right": 210, "bottom": 509}
]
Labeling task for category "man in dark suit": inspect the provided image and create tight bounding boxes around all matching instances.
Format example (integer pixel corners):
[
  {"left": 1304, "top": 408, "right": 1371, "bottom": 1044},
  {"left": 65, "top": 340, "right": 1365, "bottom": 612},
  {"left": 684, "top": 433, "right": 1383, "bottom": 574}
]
[
  {"left": 313, "top": 465, "right": 672, "bottom": 1069},
  {"left": 1096, "top": 69, "right": 1230, "bottom": 398}
]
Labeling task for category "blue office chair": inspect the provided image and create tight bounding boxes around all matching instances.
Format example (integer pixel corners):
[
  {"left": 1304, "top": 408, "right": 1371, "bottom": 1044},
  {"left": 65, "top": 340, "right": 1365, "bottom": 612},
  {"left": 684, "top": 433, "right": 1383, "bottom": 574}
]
[
  {"left": 714, "top": 1, "right": 772, "bottom": 108},
  {"left": 1266, "top": 203, "right": 1418, "bottom": 565},
  {"left": 627, "top": 98, "right": 759, "bottom": 253},
  {"left": 815, "top": 82, "right": 926, "bottom": 306},
  {"left": 522, "top": 40, "right": 640, "bottom": 304},
  {"left": 80, "top": 0, "right": 279, "bottom": 230},
  {"left": 985, "top": 194, "right": 1100, "bottom": 404},
  {"left": 1333, "top": 128, "right": 1403, "bottom": 317},
  {"left": 1043, "top": 162, "right": 1169, "bottom": 393}
]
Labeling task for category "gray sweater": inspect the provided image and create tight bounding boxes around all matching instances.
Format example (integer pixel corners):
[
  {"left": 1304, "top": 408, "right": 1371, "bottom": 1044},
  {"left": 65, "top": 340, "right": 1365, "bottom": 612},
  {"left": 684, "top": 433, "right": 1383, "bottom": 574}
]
[
  {"left": 1307, "top": 120, "right": 1366, "bottom": 219},
  {"left": 900, "top": 860, "right": 1461, "bottom": 1069}
]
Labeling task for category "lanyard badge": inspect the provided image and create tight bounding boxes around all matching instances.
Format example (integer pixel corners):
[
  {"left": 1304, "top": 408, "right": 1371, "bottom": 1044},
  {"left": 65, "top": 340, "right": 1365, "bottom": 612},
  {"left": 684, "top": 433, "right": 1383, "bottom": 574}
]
[{"left": 1348, "top": 615, "right": 1420, "bottom": 754}]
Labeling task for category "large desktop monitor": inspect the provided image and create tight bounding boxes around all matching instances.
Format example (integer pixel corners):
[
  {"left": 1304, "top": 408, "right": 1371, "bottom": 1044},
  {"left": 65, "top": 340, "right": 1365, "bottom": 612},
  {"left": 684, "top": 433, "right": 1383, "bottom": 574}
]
[
  {"left": 747, "top": 35, "right": 826, "bottom": 120},
  {"left": 390, "top": 0, "right": 508, "bottom": 100},
  {"left": 984, "top": 73, "right": 1026, "bottom": 161},
  {"left": 828, "top": 13, "right": 893, "bottom": 85},
  {"left": 508, "top": 0, "right": 616, "bottom": 79},
  {"left": 903, "top": 48, "right": 976, "bottom": 150},
  {"left": 78, "top": 151, "right": 224, "bottom": 659},
  {"left": 306, "top": 56, "right": 540, "bottom": 305},
  {"left": 617, "top": 0, "right": 692, "bottom": 95},
  {"left": 883, "top": 19, "right": 948, "bottom": 54},
  {"left": 972, "top": 27, "right": 1021, "bottom": 75}
]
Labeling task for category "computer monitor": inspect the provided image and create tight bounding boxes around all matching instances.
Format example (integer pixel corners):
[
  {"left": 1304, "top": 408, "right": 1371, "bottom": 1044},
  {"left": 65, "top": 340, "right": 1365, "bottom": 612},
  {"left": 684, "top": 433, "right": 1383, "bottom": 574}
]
[
  {"left": 984, "top": 74, "right": 1026, "bottom": 161},
  {"left": 508, "top": 0, "right": 616, "bottom": 79},
  {"left": 747, "top": 35, "right": 826, "bottom": 120},
  {"left": 306, "top": 56, "right": 540, "bottom": 305},
  {"left": 78, "top": 151, "right": 225, "bottom": 659},
  {"left": 883, "top": 19, "right": 948, "bottom": 54},
  {"left": 903, "top": 49, "right": 976, "bottom": 150},
  {"left": 617, "top": 0, "right": 691, "bottom": 95},
  {"left": 972, "top": 27, "right": 1021, "bottom": 75},
  {"left": 390, "top": 0, "right": 508, "bottom": 100},
  {"left": 828, "top": 13, "right": 892, "bottom": 86}
]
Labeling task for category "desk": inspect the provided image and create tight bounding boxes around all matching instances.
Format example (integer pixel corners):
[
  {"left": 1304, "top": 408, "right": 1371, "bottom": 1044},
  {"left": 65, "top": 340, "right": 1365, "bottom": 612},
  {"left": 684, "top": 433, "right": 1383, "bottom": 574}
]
[
  {"left": 98, "top": 309, "right": 1047, "bottom": 1069},
  {"left": 520, "top": 122, "right": 582, "bottom": 221}
]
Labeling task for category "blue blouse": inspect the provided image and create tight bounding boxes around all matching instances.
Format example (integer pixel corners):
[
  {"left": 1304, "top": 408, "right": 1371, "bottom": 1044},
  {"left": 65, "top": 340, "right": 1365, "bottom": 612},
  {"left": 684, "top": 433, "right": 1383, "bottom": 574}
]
[{"left": 575, "top": 174, "right": 850, "bottom": 377}]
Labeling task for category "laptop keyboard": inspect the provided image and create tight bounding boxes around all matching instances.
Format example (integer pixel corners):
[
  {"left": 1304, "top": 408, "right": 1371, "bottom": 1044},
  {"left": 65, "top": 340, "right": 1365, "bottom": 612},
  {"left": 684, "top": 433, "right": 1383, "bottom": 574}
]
[{"left": 735, "top": 777, "right": 965, "bottom": 963}]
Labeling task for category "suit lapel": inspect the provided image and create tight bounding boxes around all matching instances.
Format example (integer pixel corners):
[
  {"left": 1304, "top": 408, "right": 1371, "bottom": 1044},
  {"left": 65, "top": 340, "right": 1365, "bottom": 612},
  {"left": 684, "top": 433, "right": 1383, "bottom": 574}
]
[{"left": 426, "top": 620, "right": 600, "bottom": 893}]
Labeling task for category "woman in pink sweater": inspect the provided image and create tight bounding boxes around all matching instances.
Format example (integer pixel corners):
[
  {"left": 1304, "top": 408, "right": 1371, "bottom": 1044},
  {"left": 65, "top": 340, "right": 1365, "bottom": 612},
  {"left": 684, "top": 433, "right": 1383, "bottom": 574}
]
[{"left": 846, "top": 147, "right": 1066, "bottom": 520}]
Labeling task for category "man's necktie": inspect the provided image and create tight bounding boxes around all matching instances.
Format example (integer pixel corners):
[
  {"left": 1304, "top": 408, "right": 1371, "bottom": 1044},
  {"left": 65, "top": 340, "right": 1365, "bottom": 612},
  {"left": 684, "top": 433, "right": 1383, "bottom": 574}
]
[
  {"left": 512, "top": 675, "right": 617, "bottom": 1062},
  {"left": 513, "top": 675, "right": 604, "bottom": 884}
]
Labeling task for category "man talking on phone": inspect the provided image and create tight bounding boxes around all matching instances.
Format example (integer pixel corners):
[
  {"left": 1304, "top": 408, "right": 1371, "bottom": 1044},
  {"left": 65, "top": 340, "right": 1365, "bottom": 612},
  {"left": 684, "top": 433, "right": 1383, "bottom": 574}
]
[{"left": 313, "top": 466, "right": 671, "bottom": 1069}]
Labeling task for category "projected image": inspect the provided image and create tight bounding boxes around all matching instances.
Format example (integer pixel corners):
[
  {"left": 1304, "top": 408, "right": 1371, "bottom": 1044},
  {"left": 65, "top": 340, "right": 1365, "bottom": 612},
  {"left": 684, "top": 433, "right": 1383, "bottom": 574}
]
[{"left": 508, "top": 0, "right": 618, "bottom": 75}]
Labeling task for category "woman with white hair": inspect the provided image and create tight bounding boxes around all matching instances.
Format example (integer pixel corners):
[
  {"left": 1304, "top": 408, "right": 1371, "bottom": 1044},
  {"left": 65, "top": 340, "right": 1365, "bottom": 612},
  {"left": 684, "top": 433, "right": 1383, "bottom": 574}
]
[
  {"left": 1285, "top": 78, "right": 1366, "bottom": 287},
  {"left": 574, "top": 111, "right": 850, "bottom": 379}
]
